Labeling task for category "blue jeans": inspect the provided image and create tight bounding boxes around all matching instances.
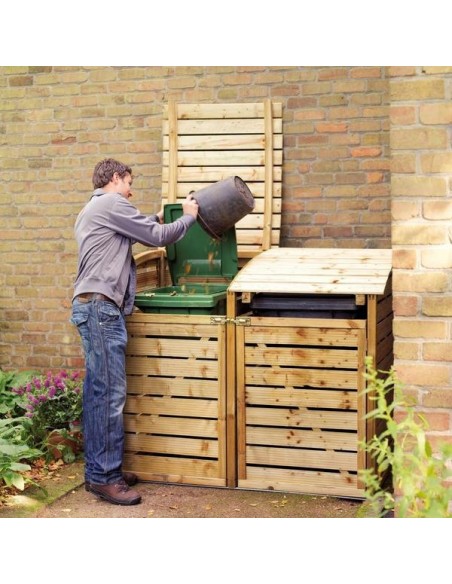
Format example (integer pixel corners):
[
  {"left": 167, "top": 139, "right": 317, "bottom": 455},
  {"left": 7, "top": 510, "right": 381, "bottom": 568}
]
[{"left": 71, "top": 298, "right": 127, "bottom": 485}]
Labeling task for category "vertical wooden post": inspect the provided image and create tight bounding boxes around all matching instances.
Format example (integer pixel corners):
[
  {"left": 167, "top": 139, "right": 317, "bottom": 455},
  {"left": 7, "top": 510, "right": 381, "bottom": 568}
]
[
  {"left": 167, "top": 101, "right": 178, "bottom": 204},
  {"left": 356, "top": 327, "right": 368, "bottom": 489},
  {"left": 366, "top": 294, "right": 378, "bottom": 470},
  {"left": 226, "top": 290, "right": 237, "bottom": 487},
  {"left": 262, "top": 99, "right": 274, "bottom": 251}
]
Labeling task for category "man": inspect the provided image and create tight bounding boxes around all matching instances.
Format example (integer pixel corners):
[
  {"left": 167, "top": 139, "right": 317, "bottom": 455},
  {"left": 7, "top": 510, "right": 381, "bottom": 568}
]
[{"left": 71, "top": 158, "right": 198, "bottom": 505}]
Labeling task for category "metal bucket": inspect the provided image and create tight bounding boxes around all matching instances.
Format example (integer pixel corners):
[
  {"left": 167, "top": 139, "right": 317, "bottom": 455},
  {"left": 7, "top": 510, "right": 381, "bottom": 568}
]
[{"left": 191, "top": 176, "right": 255, "bottom": 239}]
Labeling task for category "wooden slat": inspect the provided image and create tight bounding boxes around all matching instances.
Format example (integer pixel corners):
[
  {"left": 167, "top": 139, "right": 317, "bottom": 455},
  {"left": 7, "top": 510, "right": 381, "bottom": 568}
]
[
  {"left": 125, "top": 396, "right": 218, "bottom": 418},
  {"left": 163, "top": 134, "right": 283, "bottom": 150},
  {"left": 163, "top": 102, "right": 283, "bottom": 119},
  {"left": 246, "top": 406, "right": 357, "bottom": 430},
  {"left": 127, "top": 336, "right": 219, "bottom": 359},
  {"left": 162, "top": 181, "right": 282, "bottom": 199},
  {"left": 245, "top": 323, "right": 363, "bottom": 346},
  {"left": 244, "top": 345, "right": 359, "bottom": 369},
  {"left": 245, "top": 387, "right": 357, "bottom": 410},
  {"left": 162, "top": 118, "right": 282, "bottom": 135},
  {"left": 239, "top": 467, "right": 363, "bottom": 498},
  {"left": 246, "top": 426, "right": 357, "bottom": 451},
  {"left": 124, "top": 414, "right": 218, "bottom": 437},
  {"left": 125, "top": 434, "right": 218, "bottom": 458},
  {"left": 123, "top": 454, "right": 221, "bottom": 480},
  {"left": 162, "top": 166, "right": 282, "bottom": 182},
  {"left": 245, "top": 366, "right": 360, "bottom": 390},
  {"left": 246, "top": 445, "right": 357, "bottom": 471},
  {"left": 162, "top": 150, "right": 283, "bottom": 166},
  {"left": 126, "top": 356, "right": 219, "bottom": 378},
  {"left": 126, "top": 376, "right": 218, "bottom": 399}
]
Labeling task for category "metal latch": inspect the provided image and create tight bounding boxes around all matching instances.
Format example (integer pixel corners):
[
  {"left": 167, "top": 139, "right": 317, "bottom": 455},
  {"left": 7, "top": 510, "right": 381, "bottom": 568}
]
[{"left": 210, "top": 316, "right": 251, "bottom": 326}]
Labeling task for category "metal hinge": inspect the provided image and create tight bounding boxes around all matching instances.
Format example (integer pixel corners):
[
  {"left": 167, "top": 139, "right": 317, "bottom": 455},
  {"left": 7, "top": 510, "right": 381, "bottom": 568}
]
[{"left": 210, "top": 316, "right": 251, "bottom": 326}]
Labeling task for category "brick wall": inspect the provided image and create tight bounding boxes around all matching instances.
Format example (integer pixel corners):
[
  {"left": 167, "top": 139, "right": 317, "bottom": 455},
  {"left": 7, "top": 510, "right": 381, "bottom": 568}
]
[
  {"left": 390, "top": 66, "right": 452, "bottom": 445},
  {"left": 0, "top": 66, "right": 391, "bottom": 372}
]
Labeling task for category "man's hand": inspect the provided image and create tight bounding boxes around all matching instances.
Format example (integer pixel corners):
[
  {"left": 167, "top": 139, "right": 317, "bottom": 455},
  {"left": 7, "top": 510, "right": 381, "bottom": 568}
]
[{"left": 182, "top": 194, "right": 199, "bottom": 219}]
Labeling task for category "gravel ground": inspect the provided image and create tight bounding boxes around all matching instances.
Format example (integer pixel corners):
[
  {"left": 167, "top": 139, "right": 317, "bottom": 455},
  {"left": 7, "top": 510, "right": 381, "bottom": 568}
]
[
  {"left": 1, "top": 460, "right": 368, "bottom": 519},
  {"left": 34, "top": 480, "right": 363, "bottom": 519}
]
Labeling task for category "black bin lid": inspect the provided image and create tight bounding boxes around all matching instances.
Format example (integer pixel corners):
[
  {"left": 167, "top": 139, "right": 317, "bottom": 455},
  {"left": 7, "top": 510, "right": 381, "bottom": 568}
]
[{"left": 250, "top": 293, "right": 359, "bottom": 311}]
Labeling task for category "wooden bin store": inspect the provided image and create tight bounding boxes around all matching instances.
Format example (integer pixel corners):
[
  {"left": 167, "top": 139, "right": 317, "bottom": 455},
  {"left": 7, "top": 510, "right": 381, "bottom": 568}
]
[
  {"left": 123, "top": 100, "right": 393, "bottom": 497},
  {"left": 123, "top": 100, "right": 283, "bottom": 489},
  {"left": 227, "top": 247, "right": 393, "bottom": 498},
  {"left": 124, "top": 246, "right": 393, "bottom": 498}
]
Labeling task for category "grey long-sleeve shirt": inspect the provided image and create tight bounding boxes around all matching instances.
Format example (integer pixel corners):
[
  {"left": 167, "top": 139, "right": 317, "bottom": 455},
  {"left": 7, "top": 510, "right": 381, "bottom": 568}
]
[{"left": 72, "top": 190, "right": 195, "bottom": 315}]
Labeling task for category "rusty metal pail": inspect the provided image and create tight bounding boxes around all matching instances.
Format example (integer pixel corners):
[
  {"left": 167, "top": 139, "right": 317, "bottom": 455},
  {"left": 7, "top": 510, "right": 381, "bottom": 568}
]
[{"left": 191, "top": 176, "right": 255, "bottom": 239}]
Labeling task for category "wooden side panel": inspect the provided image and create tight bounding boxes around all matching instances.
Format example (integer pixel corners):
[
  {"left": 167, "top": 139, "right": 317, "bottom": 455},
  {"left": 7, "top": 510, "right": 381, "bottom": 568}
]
[
  {"left": 376, "top": 272, "right": 393, "bottom": 372},
  {"left": 124, "top": 313, "right": 227, "bottom": 486},
  {"left": 236, "top": 317, "right": 367, "bottom": 498}
]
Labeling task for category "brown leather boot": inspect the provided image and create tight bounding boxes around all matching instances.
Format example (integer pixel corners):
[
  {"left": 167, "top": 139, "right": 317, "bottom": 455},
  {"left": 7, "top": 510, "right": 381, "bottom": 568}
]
[
  {"left": 85, "top": 471, "right": 138, "bottom": 492},
  {"left": 89, "top": 479, "right": 142, "bottom": 506}
]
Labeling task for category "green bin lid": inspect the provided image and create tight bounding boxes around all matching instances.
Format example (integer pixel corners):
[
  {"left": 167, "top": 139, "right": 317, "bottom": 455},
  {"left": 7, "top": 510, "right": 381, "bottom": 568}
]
[{"left": 164, "top": 204, "right": 238, "bottom": 285}]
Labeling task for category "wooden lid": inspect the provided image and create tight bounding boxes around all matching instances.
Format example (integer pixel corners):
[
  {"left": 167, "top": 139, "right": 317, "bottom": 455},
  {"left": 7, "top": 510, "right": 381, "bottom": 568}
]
[{"left": 228, "top": 248, "right": 392, "bottom": 295}]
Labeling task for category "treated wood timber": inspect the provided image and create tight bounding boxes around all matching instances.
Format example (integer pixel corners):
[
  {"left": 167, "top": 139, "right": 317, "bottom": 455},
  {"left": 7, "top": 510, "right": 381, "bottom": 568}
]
[
  {"left": 226, "top": 290, "right": 238, "bottom": 487},
  {"left": 125, "top": 434, "right": 219, "bottom": 458},
  {"left": 125, "top": 396, "right": 218, "bottom": 418},
  {"left": 239, "top": 467, "right": 363, "bottom": 498},
  {"left": 163, "top": 150, "right": 283, "bottom": 166},
  {"left": 245, "top": 387, "right": 357, "bottom": 410},
  {"left": 244, "top": 345, "right": 359, "bottom": 368},
  {"left": 246, "top": 426, "right": 357, "bottom": 451},
  {"left": 123, "top": 454, "right": 221, "bottom": 481},
  {"left": 246, "top": 407, "right": 356, "bottom": 430},
  {"left": 377, "top": 314, "right": 393, "bottom": 344},
  {"left": 126, "top": 356, "right": 219, "bottom": 378},
  {"left": 162, "top": 166, "right": 282, "bottom": 182},
  {"left": 126, "top": 376, "right": 218, "bottom": 398},
  {"left": 236, "top": 317, "right": 247, "bottom": 481},
  {"left": 167, "top": 101, "right": 178, "bottom": 203},
  {"left": 163, "top": 102, "right": 283, "bottom": 118},
  {"left": 229, "top": 248, "right": 392, "bottom": 295},
  {"left": 163, "top": 134, "right": 283, "bottom": 150},
  {"left": 377, "top": 293, "right": 393, "bottom": 320},
  {"left": 127, "top": 321, "right": 219, "bottom": 338},
  {"left": 245, "top": 366, "right": 360, "bottom": 390},
  {"left": 263, "top": 98, "right": 274, "bottom": 251},
  {"left": 127, "top": 313, "right": 215, "bottom": 325},
  {"left": 229, "top": 212, "right": 282, "bottom": 230},
  {"left": 246, "top": 445, "right": 357, "bottom": 471},
  {"left": 245, "top": 321, "right": 365, "bottom": 343},
  {"left": 162, "top": 100, "right": 282, "bottom": 258},
  {"left": 162, "top": 182, "right": 282, "bottom": 199},
  {"left": 356, "top": 328, "right": 367, "bottom": 485},
  {"left": 127, "top": 337, "right": 219, "bottom": 359},
  {"left": 124, "top": 414, "right": 218, "bottom": 437},
  {"left": 162, "top": 119, "right": 282, "bottom": 135}
]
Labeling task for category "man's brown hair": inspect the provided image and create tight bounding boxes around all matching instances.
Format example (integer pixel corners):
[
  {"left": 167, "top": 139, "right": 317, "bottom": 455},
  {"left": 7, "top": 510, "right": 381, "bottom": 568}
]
[{"left": 92, "top": 158, "right": 133, "bottom": 188}]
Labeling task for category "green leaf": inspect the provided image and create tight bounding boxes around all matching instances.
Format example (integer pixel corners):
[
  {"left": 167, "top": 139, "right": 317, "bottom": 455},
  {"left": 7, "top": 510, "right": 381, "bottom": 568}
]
[{"left": 3, "top": 469, "right": 25, "bottom": 491}]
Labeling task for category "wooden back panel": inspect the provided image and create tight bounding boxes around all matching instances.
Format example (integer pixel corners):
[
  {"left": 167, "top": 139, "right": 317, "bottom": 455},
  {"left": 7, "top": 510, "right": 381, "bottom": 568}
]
[{"left": 161, "top": 101, "right": 283, "bottom": 260}]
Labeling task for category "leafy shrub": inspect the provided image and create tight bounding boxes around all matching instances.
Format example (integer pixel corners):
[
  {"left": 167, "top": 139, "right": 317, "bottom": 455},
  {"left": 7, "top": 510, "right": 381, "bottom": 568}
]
[
  {"left": 0, "top": 369, "right": 38, "bottom": 418},
  {"left": 12, "top": 370, "right": 83, "bottom": 439},
  {"left": 359, "top": 357, "right": 452, "bottom": 518}
]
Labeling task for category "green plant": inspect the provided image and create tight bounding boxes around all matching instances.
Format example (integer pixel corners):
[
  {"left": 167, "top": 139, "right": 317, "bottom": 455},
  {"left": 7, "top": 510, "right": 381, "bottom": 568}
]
[
  {"left": 359, "top": 357, "right": 452, "bottom": 518},
  {"left": 11, "top": 370, "right": 83, "bottom": 461},
  {"left": 13, "top": 370, "right": 83, "bottom": 431},
  {"left": 0, "top": 418, "right": 43, "bottom": 491},
  {"left": 0, "top": 369, "right": 38, "bottom": 418}
]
